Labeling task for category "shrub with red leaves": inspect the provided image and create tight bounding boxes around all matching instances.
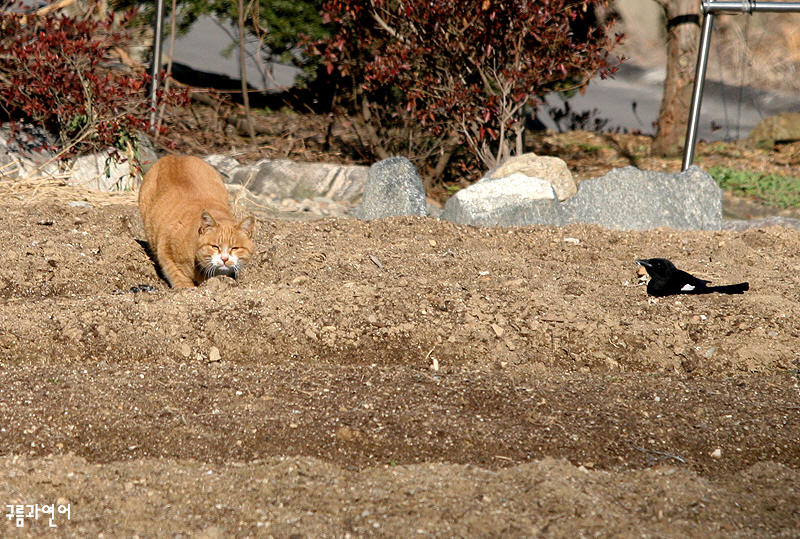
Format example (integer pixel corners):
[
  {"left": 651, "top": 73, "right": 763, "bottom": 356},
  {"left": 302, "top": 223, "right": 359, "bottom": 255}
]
[
  {"left": 0, "top": 4, "right": 187, "bottom": 160},
  {"left": 312, "top": 0, "right": 622, "bottom": 179}
]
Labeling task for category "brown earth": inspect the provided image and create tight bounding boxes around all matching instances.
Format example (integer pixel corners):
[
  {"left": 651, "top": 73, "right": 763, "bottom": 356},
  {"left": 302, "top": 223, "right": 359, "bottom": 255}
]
[{"left": 1, "top": 119, "right": 800, "bottom": 538}]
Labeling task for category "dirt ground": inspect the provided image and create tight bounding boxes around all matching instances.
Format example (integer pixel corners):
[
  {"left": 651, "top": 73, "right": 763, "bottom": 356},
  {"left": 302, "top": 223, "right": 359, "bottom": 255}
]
[{"left": 0, "top": 157, "right": 799, "bottom": 538}]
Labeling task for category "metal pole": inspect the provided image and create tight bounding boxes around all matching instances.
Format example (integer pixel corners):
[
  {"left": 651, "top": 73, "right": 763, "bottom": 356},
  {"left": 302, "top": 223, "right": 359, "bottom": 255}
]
[
  {"left": 149, "top": 0, "right": 166, "bottom": 127},
  {"left": 705, "top": 1, "right": 800, "bottom": 13},
  {"left": 681, "top": 8, "right": 715, "bottom": 171}
]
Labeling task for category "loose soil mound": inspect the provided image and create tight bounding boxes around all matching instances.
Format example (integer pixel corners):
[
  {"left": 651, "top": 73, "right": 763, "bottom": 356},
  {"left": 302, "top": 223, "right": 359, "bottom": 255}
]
[{"left": 0, "top": 187, "right": 798, "bottom": 537}]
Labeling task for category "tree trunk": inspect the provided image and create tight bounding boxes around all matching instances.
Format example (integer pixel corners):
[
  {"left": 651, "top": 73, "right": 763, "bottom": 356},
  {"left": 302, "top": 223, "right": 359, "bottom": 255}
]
[
  {"left": 427, "top": 130, "right": 461, "bottom": 191},
  {"left": 651, "top": 0, "right": 702, "bottom": 157}
]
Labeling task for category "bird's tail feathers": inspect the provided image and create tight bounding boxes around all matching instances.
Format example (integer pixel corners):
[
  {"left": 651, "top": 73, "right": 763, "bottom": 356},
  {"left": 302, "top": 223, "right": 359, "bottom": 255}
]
[{"left": 707, "top": 282, "right": 749, "bottom": 295}]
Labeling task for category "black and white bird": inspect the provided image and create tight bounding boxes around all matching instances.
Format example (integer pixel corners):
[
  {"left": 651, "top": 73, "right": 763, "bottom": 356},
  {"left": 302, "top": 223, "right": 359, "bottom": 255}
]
[{"left": 636, "top": 258, "right": 749, "bottom": 297}]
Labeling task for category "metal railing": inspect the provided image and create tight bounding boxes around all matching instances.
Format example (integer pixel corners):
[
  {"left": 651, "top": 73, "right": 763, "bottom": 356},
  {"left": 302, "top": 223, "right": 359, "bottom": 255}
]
[{"left": 682, "top": 0, "right": 800, "bottom": 171}]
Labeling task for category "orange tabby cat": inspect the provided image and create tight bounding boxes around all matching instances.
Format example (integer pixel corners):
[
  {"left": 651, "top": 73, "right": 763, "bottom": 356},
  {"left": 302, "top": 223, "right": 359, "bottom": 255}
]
[{"left": 139, "top": 155, "right": 255, "bottom": 288}]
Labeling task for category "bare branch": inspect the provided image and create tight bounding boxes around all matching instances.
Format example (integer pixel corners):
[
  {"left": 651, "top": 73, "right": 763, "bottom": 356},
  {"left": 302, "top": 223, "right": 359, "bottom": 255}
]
[
  {"left": 369, "top": 6, "right": 404, "bottom": 42},
  {"left": 237, "top": 0, "right": 257, "bottom": 147}
]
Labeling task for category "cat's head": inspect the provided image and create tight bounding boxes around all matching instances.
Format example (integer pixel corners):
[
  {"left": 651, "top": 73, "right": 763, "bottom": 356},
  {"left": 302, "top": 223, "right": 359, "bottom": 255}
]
[{"left": 196, "top": 211, "right": 255, "bottom": 281}]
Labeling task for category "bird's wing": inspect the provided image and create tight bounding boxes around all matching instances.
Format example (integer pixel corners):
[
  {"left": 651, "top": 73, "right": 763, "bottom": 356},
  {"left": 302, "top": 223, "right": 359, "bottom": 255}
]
[{"left": 677, "top": 270, "right": 710, "bottom": 292}]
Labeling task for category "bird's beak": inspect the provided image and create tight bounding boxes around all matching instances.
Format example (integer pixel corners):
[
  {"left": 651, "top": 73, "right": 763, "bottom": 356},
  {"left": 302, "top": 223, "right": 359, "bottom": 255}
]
[{"left": 635, "top": 259, "right": 651, "bottom": 268}]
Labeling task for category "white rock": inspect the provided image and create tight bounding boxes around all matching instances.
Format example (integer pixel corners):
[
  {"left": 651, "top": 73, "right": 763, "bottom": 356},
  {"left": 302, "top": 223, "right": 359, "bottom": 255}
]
[
  {"left": 67, "top": 151, "right": 134, "bottom": 191},
  {"left": 486, "top": 154, "right": 577, "bottom": 201},
  {"left": 441, "top": 173, "right": 564, "bottom": 227}
]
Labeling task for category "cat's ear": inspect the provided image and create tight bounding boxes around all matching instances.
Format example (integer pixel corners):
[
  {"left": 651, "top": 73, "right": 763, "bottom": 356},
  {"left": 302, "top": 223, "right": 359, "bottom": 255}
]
[
  {"left": 199, "top": 211, "right": 216, "bottom": 234},
  {"left": 238, "top": 216, "right": 255, "bottom": 238}
]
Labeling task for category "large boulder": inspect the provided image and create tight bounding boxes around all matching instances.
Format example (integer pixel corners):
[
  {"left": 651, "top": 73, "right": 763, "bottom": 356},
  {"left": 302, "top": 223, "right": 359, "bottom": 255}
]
[
  {"left": 440, "top": 166, "right": 723, "bottom": 231},
  {"left": 441, "top": 173, "right": 564, "bottom": 227},
  {"left": 223, "top": 158, "right": 368, "bottom": 204},
  {"left": 561, "top": 166, "right": 723, "bottom": 231},
  {"left": 354, "top": 157, "right": 427, "bottom": 220}
]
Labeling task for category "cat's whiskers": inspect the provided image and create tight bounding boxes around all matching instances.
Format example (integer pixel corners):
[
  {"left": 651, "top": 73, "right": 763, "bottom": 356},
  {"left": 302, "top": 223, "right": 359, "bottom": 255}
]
[{"left": 198, "top": 256, "right": 243, "bottom": 281}]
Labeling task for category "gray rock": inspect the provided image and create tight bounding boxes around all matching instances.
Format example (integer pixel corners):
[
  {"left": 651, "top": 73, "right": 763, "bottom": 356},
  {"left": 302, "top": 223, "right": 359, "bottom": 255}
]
[
  {"left": 203, "top": 154, "right": 245, "bottom": 185},
  {"left": 486, "top": 154, "right": 577, "bottom": 201},
  {"left": 746, "top": 112, "right": 800, "bottom": 149},
  {"left": 0, "top": 122, "right": 57, "bottom": 164},
  {"left": 0, "top": 132, "right": 58, "bottom": 180},
  {"left": 561, "top": 166, "right": 723, "bottom": 231},
  {"left": 354, "top": 157, "right": 427, "bottom": 220},
  {"left": 136, "top": 132, "right": 159, "bottom": 176},
  {"left": 228, "top": 158, "right": 368, "bottom": 204},
  {"left": 426, "top": 201, "right": 443, "bottom": 220},
  {"left": 723, "top": 216, "right": 800, "bottom": 231},
  {"left": 0, "top": 148, "right": 28, "bottom": 180},
  {"left": 66, "top": 151, "right": 135, "bottom": 191},
  {"left": 441, "top": 173, "right": 564, "bottom": 227},
  {"left": 224, "top": 183, "right": 354, "bottom": 222},
  {"left": 441, "top": 166, "right": 723, "bottom": 231}
]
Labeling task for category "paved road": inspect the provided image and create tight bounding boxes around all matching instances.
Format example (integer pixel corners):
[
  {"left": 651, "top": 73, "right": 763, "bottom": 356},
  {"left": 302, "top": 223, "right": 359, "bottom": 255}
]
[
  {"left": 537, "top": 63, "right": 800, "bottom": 141},
  {"left": 170, "top": 16, "right": 301, "bottom": 92}
]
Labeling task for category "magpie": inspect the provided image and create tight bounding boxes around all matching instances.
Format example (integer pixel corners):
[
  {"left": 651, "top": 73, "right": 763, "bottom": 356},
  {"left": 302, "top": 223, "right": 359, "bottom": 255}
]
[{"left": 635, "top": 258, "right": 749, "bottom": 297}]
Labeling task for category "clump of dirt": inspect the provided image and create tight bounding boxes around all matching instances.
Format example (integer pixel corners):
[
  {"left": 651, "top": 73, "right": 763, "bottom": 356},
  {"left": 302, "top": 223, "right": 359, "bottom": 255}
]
[{"left": 0, "top": 182, "right": 799, "bottom": 537}]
